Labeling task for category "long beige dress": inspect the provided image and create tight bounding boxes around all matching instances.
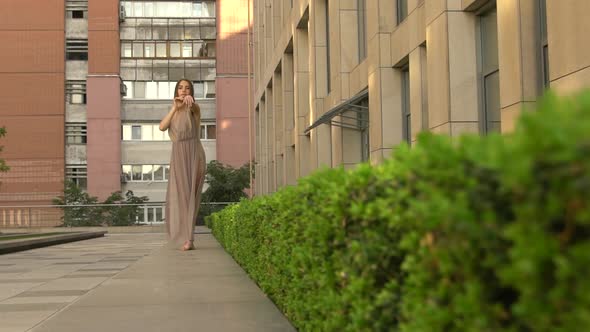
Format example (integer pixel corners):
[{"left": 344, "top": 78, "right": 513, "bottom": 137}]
[{"left": 165, "top": 106, "right": 206, "bottom": 246}]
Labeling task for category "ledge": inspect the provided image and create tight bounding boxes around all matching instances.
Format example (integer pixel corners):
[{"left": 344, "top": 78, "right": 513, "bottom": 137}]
[{"left": 0, "top": 231, "right": 107, "bottom": 255}]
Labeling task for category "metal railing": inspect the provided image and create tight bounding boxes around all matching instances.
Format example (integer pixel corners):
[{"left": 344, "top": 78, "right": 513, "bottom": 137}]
[{"left": 0, "top": 202, "right": 235, "bottom": 228}]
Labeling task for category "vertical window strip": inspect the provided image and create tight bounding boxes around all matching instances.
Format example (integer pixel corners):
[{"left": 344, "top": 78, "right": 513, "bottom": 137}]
[
  {"left": 401, "top": 66, "right": 411, "bottom": 144},
  {"left": 358, "top": 0, "right": 367, "bottom": 61}
]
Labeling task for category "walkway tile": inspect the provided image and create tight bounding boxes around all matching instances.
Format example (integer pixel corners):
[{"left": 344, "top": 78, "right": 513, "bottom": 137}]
[{"left": 0, "top": 230, "right": 295, "bottom": 332}]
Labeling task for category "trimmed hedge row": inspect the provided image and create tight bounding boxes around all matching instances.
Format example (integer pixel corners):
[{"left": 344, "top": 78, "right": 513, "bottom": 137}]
[{"left": 208, "top": 92, "right": 590, "bottom": 332}]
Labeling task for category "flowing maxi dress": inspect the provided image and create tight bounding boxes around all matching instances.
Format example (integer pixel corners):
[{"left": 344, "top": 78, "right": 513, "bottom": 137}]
[{"left": 165, "top": 106, "right": 207, "bottom": 246}]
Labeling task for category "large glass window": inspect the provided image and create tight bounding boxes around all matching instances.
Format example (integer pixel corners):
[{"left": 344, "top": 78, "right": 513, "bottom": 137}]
[
  {"left": 122, "top": 164, "right": 170, "bottom": 182},
  {"left": 539, "top": 0, "right": 549, "bottom": 90},
  {"left": 122, "top": 1, "right": 216, "bottom": 18},
  {"left": 480, "top": 8, "right": 501, "bottom": 133},
  {"left": 66, "top": 39, "right": 88, "bottom": 60},
  {"left": 358, "top": 0, "right": 367, "bottom": 61},
  {"left": 123, "top": 124, "right": 170, "bottom": 141},
  {"left": 397, "top": 0, "right": 408, "bottom": 24},
  {"left": 359, "top": 98, "right": 370, "bottom": 162},
  {"left": 401, "top": 65, "right": 411, "bottom": 144},
  {"left": 66, "top": 80, "right": 87, "bottom": 104},
  {"left": 325, "top": 0, "right": 331, "bottom": 93},
  {"left": 123, "top": 80, "right": 215, "bottom": 99},
  {"left": 66, "top": 124, "right": 87, "bottom": 144},
  {"left": 153, "top": 165, "right": 165, "bottom": 181},
  {"left": 123, "top": 40, "right": 216, "bottom": 58},
  {"left": 199, "top": 123, "right": 217, "bottom": 140},
  {"left": 66, "top": 166, "right": 87, "bottom": 190}
]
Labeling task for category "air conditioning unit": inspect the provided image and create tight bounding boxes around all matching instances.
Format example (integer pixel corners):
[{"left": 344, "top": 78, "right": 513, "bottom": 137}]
[
  {"left": 120, "top": 82, "right": 127, "bottom": 96},
  {"left": 119, "top": 4, "right": 126, "bottom": 22}
]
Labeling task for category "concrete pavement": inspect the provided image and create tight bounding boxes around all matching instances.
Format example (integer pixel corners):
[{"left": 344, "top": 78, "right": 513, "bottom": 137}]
[{"left": 0, "top": 228, "right": 296, "bottom": 332}]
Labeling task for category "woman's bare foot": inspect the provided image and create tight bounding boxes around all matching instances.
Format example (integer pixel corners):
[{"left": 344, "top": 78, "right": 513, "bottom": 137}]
[{"left": 181, "top": 240, "right": 195, "bottom": 251}]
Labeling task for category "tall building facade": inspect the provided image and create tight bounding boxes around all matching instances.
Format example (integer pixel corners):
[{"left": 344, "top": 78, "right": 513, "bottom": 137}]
[
  {"left": 118, "top": 0, "right": 218, "bottom": 224},
  {"left": 0, "top": 0, "right": 66, "bottom": 223},
  {"left": 252, "top": 0, "right": 590, "bottom": 195},
  {"left": 0, "top": 0, "right": 253, "bottom": 227}
]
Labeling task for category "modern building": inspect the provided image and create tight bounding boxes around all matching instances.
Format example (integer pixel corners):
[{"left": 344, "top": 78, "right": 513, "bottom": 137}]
[
  {"left": 0, "top": 0, "right": 252, "bottom": 226},
  {"left": 251, "top": 0, "right": 590, "bottom": 195}
]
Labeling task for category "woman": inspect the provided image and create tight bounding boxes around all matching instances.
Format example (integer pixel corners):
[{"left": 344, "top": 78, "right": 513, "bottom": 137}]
[{"left": 159, "top": 79, "right": 207, "bottom": 251}]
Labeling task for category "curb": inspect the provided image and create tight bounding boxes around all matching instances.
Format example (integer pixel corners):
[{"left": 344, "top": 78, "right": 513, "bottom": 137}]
[{"left": 0, "top": 231, "right": 107, "bottom": 255}]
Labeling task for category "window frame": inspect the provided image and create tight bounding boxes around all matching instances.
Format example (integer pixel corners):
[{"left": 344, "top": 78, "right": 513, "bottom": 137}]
[
  {"left": 477, "top": 5, "right": 501, "bottom": 134},
  {"left": 122, "top": 164, "right": 170, "bottom": 182},
  {"left": 397, "top": 0, "right": 408, "bottom": 24}
]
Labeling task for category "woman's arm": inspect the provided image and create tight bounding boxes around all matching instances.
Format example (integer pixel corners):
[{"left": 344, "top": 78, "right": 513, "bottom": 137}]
[{"left": 159, "top": 99, "right": 181, "bottom": 131}]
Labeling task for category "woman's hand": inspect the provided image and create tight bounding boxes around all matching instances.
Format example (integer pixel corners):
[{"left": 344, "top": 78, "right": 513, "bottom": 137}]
[
  {"left": 182, "top": 95, "right": 194, "bottom": 108},
  {"left": 173, "top": 97, "right": 184, "bottom": 110},
  {"left": 173, "top": 95, "right": 194, "bottom": 110}
]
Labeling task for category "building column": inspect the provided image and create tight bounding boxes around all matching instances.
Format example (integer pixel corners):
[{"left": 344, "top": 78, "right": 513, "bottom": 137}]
[
  {"left": 409, "top": 45, "right": 428, "bottom": 143},
  {"left": 282, "top": 53, "right": 297, "bottom": 186},
  {"left": 497, "top": 0, "right": 542, "bottom": 133},
  {"left": 309, "top": 0, "right": 332, "bottom": 169},
  {"left": 255, "top": 108, "right": 261, "bottom": 195},
  {"left": 546, "top": 1, "right": 590, "bottom": 94},
  {"left": 367, "top": 0, "right": 398, "bottom": 164},
  {"left": 265, "top": 87, "right": 275, "bottom": 193},
  {"left": 258, "top": 98, "right": 267, "bottom": 194},
  {"left": 426, "top": 3, "right": 480, "bottom": 137},
  {"left": 273, "top": 71, "right": 284, "bottom": 189},
  {"left": 86, "top": 0, "right": 121, "bottom": 200},
  {"left": 293, "top": 27, "right": 311, "bottom": 178}
]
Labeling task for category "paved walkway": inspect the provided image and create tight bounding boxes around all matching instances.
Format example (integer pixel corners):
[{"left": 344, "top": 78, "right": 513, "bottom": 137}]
[{"left": 0, "top": 227, "right": 295, "bottom": 332}]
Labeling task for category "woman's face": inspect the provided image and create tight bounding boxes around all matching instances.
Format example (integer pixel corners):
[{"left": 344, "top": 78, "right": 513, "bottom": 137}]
[{"left": 177, "top": 80, "right": 191, "bottom": 98}]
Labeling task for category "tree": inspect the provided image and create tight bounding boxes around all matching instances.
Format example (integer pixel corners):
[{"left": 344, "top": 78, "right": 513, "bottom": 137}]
[
  {"left": 198, "top": 160, "right": 250, "bottom": 223},
  {"left": 0, "top": 127, "right": 9, "bottom": 174},
  {"left": 202, "top": 160, "right": 251, "bottom": 202},
  {"left": 52, "top": 180, "right": 102, "bottom": 226},
  {"left": 103, "top": 190, "right": 149, "bottom": 226},
  {"left": 53, "top": 180, "right": 149, "bottom": 227}
]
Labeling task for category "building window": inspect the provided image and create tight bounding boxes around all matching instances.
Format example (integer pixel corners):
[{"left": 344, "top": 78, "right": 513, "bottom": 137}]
[
  {"left": 200, "top": 123, "right": 216, "bottom": 140},
  {"left": 136, "top": 206, "right": 164, "bottom": 223},
  {"left": 122, "top": 124, "right": 170, "bottom": 141},
  {"left": 397, "top": 0, "right": 408, "bottom": 24},
  {"left": 66, "top": 0, "right": 88, "bottom": 19},
  {"left": 66, "top": 80, "right": 87, "bottom": 104},
  {"left": 120, "top": 59, "right": 216, "bottom": 84},
  {"left": 66, "top": 124, "right": 87, "bottom": 144},
  {"left": 358, "top": 98, "right": 370, "bottom": 162},
  {"left": 539, "top": 0, "right": 549, "bottom": 90},
  {"left": 66, "top": 166, "right": 87, "bottom": 190},
  {"left": 401, "top": 65, "right": 411, "bottom": 144},
  {"left": 325, "top": 0, "right": 332, "bottom": 93},
  {"left": 358, "top": 0, "right": 367, "bottom": 61},
  {"left": 122, "top": 164, "right": 170, "bottom": 182},
  {"left": 121, "top": 40, "right": 216, "bottom": 59},
  {"left": 479, "top": 8, "right": 500, "bottom": 133},
  {"left": 122, "top": 80, "right": 215, "bottom": 99},
  {"left": 71, "top": 10, "right": 85, "bottom": 19},
  {"left": 121, "top": 1, "right": 216, "bottom": 18},
  {"left": 66, "top": 39, "right": 88, "bottom": 60}
]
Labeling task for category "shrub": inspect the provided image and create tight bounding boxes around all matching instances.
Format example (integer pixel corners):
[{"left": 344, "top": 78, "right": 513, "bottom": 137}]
[
  {"left": 209, "top": 91, "right": 590, "bottom": 331},
  {"left": 53, "top": 181, "right": 149, "bottom": 226}
]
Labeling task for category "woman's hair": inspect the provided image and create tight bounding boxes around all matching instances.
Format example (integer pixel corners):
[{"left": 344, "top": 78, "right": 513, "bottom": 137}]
[{"left": 174, "top": 78, "right": 200, "bottom": 116}]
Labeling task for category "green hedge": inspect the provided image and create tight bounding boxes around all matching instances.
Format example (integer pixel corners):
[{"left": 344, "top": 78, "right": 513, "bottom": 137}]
[{"left": 208, "top": 92, "right": 590, "bottom": 332}]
